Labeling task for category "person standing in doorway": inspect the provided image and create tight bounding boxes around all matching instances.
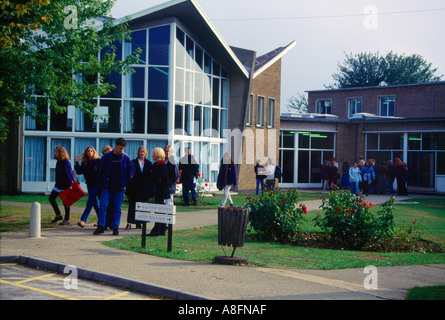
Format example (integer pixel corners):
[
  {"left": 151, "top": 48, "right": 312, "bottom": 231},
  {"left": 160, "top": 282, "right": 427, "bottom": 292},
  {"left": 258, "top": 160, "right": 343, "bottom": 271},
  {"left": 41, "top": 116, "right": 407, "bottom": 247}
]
[
  {"left": 94, "top": 138, "right": 135, "bottom": 236},
  {"left": 49, "top": 146, "right": 75, "bottom": 225}
]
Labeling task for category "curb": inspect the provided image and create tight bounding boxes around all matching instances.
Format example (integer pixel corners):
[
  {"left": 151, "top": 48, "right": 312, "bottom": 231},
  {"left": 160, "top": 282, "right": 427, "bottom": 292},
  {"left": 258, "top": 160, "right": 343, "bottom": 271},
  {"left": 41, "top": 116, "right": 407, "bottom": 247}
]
[{"left": 0, "top": 255, "right": 209, "bottom": 300}]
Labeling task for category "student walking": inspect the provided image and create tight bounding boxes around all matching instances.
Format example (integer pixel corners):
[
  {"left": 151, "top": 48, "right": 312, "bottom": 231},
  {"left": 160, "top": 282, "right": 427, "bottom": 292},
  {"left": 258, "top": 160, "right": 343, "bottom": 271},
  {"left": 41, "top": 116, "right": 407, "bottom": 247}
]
[
  {"left": 74, "top": 146, "right": 101, "bottom": 228},
  {"left": 217, "top": 153, "right": 237, "bottom": 206},
  {"left": 49, "top": 146, "right": 75, "bottom": 225},
  {"left": 125, "top": 146, "right": 153, "bottom": 230},
  {"left": 94, "top": 138, "right": 135, "bottom": 236}
]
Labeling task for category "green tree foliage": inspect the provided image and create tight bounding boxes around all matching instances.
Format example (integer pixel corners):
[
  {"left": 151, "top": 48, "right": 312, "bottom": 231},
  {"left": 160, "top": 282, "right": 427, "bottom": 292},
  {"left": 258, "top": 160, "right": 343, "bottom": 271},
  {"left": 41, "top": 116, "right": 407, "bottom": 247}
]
[
  {"left": 0, "top": 0, "right": 140, "bottom": 142},
  {"left": 326, "top": 51, "right": 443, "bottom": 89}
]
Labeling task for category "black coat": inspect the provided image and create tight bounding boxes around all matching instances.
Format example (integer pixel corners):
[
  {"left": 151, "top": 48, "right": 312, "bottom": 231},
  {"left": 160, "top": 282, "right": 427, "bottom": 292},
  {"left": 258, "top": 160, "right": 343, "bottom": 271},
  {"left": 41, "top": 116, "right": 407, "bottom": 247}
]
[
  {"left": 126, "top": 158, "right": 154, "bottom": 200},
  {"left": 149, "top": 161, "right": 170, "bottom": 203}
]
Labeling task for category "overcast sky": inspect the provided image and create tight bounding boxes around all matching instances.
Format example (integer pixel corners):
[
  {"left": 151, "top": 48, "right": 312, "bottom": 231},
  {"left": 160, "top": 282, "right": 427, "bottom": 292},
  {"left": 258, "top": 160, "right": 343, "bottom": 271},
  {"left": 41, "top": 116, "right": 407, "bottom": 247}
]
[{"left": 111, "top": 0, "right": 445, "bottom": 113}]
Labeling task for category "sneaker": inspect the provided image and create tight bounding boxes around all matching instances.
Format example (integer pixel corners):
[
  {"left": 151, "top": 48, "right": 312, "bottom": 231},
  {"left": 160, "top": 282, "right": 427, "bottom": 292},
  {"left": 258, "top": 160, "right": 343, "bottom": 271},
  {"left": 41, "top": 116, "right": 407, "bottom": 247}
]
[
  {"left": 93, "top": 226, "right": 104, "bottom": 235},
  {"left": 51, "top": 215, "right": 63, "bottom": 223},
  {"left": 125, "top": 223, "right": 131, "bottom": 230},
  {"left": 77, "top": 221, "right": 86, "bottom": 228},
  {"left": 112, "top": 227, "right": 119, "bottom": 236},
  {"left": 59, "top": 220, "right": 70, "bottom": 225}
]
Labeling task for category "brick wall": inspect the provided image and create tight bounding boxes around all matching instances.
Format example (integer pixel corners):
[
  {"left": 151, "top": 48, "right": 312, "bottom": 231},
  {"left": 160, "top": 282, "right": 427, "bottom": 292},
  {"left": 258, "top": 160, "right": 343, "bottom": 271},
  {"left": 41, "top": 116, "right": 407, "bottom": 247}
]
[
  {"left": 238, "top": 60, "right": 282, "bottom": 191},
  {"left": 308, "top": 82, "right": 445, "bottom": 119}
]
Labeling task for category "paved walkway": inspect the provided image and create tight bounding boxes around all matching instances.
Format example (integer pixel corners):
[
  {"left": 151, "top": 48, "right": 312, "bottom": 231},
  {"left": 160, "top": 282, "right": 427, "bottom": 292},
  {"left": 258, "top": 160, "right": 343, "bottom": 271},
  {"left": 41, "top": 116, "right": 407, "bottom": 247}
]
[{"left": 1, "top": 193, "right": 444, "bottom": 301}]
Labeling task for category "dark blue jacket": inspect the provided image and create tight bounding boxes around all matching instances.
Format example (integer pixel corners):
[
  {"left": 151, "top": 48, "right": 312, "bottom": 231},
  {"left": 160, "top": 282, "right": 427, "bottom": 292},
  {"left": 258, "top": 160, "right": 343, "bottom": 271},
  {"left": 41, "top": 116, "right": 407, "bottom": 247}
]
[
  {"left": 166, "top": 160, "right": 179, "bottom": 194},
  {"left": 75, "top": 159, "right": 100, "bottom": 185},
  {"left": 99, "top": 151, "right": 135, "bottom": 191},
  {"left": 217, "top": 163, "right": 237, "bottom": 187}
]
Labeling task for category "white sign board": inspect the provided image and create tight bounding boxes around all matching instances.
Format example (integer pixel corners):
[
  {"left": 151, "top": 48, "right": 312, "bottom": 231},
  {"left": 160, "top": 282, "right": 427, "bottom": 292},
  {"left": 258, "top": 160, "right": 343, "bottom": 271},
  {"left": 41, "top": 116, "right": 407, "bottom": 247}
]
[
  {"left": 135, "top": 202, "right": 176, "bottom": 215},
  {"left": 135, "top": 212, "right": 176, "bottom": 224}
]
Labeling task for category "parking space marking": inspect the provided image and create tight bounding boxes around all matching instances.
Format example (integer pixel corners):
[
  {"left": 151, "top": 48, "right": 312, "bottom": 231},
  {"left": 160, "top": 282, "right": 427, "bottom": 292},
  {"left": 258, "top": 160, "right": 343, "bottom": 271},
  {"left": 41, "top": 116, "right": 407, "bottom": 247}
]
[{"left": 0, "top": 278, "right": 80, "bottom": 300}]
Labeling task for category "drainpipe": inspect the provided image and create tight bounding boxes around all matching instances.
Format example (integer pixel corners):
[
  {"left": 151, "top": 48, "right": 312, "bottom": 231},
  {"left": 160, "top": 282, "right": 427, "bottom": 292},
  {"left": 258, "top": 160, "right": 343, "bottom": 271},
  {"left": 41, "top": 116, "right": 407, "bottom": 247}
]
[{"left": 354, "top": 123, "right": 358, "bottom": 163}]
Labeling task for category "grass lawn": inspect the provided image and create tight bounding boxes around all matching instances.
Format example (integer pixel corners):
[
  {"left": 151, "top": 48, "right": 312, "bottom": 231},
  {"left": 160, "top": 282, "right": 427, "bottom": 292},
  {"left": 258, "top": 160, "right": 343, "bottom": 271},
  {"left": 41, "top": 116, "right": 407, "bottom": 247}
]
[
  {"left": 103, "top": 197, "right": 445, "bottom": 270},
  {"left": 406, "top": 285, "right": 445, "bottom": 300}
]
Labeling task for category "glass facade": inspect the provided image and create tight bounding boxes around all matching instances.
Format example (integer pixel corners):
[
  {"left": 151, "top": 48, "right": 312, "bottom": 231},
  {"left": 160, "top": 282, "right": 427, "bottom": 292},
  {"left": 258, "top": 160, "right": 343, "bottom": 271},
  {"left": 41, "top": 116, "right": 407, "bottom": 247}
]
[
  {"left": 22, "top": 23, "right": 229, "bottom": 191},
  {"left": 279, "top": 130, "right": 335, "bottom": 186},
  {"left": 366, "top": 132, "right": 445, "bottom": 190}
]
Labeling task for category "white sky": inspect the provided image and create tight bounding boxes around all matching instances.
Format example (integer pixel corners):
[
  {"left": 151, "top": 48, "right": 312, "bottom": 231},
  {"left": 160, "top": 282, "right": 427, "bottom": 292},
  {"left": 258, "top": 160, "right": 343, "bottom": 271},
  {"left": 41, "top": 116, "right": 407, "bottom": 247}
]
[{"left": 111, "top": 0, "right": 445, "bottom": 112}]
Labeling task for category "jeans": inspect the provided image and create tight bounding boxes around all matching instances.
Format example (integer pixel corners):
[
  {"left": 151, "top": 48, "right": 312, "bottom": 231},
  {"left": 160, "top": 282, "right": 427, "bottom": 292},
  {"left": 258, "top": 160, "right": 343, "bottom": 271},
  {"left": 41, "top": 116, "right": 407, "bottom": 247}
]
[
  {"left": 182, "top": 178, "right": 197, "bottom": 205},
  {"left": 98, "top": 188, "right": 124, "bottom": 229},
  {"left": 221, "top": 185, "right": 233, "bottom": 206},
  {"left": 350, "top": 181, "right": 359, "bottom": 195},
  {"left": 255, "top": 179, "right": 264, "bottom": 195},
  {"left": 80, "top": 184, "right": 99, "bottom": 222}
]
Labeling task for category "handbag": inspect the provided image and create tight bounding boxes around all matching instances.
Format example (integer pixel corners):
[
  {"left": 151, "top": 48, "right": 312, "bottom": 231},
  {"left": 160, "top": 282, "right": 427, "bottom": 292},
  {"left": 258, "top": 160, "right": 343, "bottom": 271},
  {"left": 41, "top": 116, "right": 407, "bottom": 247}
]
[{"left": 58, "top": 181, "right": 86, "bottom": 207}]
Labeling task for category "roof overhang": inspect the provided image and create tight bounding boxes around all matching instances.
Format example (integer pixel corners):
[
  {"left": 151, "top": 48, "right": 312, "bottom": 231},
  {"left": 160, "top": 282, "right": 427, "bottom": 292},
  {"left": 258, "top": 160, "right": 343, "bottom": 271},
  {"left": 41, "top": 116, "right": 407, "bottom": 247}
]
[
  {"left": 253, "top": 40, "right": 296, "bottom": 79},
  {"left": 114, "top": 0, "right": 249, "bottom": 79}
]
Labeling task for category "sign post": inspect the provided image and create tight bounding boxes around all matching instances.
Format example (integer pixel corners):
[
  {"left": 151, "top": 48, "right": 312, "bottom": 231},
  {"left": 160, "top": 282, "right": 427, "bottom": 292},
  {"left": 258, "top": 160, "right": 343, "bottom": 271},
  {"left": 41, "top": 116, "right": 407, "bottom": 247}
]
[{"left": 135, "top": 202, "right": 176, "bottom": 252}]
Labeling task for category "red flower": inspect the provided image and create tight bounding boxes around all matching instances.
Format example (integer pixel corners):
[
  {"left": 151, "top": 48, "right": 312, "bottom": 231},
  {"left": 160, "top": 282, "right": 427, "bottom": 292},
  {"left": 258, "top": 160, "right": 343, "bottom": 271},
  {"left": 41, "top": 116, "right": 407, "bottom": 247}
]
[
  {"left": 280, "top": 202, "right": 283, "bottom": 205},
  {"left": 369, "top": 202, "right": 374, "bottom": 207},
  {"left": 302, "top": 205, "right": 307, "bottom": 214},
  {"left": 413, "top": 221, "right": 416, "bottom": 224},
  {"left": 176, "top": 180, "right": 180, "bottom": 184},
  {"left": 205, "top": 183, "right": 208, "bottom": 186},
  {"left": 198, "top": 173, "right": 201, "bottom": 177},
  {"left": 336, "top": 206, "right": 341, "bottom": 211}
]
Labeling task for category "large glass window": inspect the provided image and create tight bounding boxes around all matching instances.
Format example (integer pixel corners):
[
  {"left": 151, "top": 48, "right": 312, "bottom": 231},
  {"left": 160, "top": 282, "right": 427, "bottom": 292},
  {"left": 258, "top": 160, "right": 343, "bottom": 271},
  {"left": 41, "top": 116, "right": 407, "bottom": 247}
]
[
  {"left": 147, "top": 101, "right": 168, "bottom": 134},
  {"left": 149, "top": 25, "right": 170, "bottom": 66},
  {"left": 124, "top": 67, "right": 145, "bottom": 98},
  {"left": 24, "top": 137, "right": 46, "bottom": 181},
  {"left": 148, "top": 67, "right": 169, "bottom": 100},
  {"left": 98, "top": 100, "right": 121, "bottom": 133},
  {"left": 123, "top": 101, "right": 145, "bottom": 133},
  {"left": 125, "top": 29, "right": 147, "bottom": 64}
]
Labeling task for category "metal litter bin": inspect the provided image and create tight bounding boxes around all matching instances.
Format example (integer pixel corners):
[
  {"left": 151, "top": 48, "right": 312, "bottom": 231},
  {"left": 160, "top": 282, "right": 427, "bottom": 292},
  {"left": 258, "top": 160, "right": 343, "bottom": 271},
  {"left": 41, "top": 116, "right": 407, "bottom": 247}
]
[{"left": 216, "top": 206, "right": 249, "bottom": 264}]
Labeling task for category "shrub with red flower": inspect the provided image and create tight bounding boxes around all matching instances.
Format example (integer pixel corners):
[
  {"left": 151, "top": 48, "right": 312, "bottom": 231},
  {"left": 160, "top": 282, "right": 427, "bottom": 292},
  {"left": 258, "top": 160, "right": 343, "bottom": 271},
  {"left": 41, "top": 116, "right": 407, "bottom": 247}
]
[
  {"left": 246, "top": 188, "right": 306, "bottom": 242},
  {"left": 314, "top": 190, "right": 395, "bottom": 249}
]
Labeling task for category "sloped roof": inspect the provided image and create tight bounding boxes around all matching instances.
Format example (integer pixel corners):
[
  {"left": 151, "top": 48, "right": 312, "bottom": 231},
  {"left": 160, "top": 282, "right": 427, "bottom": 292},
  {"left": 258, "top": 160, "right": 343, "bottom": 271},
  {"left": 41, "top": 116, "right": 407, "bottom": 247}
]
[
  {"left": 114, "top": 0, "right": 249, "bottom": 78},
  {"left": 253, "top": 41, "right": 296, "bottom": 79}
]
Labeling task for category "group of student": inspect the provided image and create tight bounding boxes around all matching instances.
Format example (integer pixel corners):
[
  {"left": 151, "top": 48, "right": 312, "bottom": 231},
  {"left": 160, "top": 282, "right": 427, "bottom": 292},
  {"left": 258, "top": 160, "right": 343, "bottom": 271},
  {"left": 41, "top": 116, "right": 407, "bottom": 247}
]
[
  {"left": 50, "top": 138, "right": 239, "bottom": 236},
  {"left": 323, "top": 157, "right": 409, "bottom": 196}
]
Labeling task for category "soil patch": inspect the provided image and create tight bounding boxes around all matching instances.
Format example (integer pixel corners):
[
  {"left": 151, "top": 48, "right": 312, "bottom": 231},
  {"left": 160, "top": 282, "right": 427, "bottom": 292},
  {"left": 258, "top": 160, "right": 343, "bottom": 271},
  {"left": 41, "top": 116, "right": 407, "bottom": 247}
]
[{"left": 255, "top": 231, "right": 444, "bottom": 253}]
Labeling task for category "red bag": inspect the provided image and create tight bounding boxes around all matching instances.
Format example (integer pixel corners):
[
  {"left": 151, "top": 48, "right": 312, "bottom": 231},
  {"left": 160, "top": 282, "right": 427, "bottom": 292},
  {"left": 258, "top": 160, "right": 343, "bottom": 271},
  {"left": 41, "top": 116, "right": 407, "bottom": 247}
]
[{"left": 58, "top": 181, "right": 86, "bottom": 207}]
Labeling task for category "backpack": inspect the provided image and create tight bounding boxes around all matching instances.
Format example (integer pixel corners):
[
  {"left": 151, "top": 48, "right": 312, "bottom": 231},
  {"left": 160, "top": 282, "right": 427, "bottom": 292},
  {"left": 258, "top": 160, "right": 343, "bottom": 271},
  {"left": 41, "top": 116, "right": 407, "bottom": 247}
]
[{"left": 274, "top": 166, "right": 282, "bottom": 179}]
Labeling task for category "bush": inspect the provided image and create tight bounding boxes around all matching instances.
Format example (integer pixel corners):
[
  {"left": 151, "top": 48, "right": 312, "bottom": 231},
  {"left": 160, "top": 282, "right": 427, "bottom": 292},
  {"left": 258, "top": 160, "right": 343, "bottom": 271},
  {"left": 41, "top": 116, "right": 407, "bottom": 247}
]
[
  {"left": 245, "top": 189, "right": 307, "bottom": 242},
  {"left": 314, "top": 190, "right": 395, "bottom": 249}
]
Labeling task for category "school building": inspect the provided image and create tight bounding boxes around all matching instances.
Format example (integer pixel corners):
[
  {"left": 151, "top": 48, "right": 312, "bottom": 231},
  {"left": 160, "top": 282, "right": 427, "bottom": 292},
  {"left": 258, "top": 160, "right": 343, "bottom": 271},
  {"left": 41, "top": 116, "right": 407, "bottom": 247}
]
[
  {"left": 0, "top": 0, "right": 294, "bottom": 194},
  {"left": 279, "top": 81, "right": 445, "bottom": 193}
]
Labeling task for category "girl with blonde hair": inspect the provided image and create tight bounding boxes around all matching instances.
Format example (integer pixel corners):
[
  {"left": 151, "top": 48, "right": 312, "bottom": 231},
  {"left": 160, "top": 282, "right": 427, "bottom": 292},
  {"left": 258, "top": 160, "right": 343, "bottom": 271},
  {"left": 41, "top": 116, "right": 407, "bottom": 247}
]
[{"left": 74, "top": 146, "right": 101, "bottom": 227}]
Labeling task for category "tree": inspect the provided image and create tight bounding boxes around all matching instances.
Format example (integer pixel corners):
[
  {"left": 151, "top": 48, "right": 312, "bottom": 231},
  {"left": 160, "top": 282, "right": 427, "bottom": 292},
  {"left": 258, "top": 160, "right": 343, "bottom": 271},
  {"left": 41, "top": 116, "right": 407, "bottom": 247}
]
[
  {"left": 0, "top": 0, "right": 140, "bottom": 142},
  {"left": 326, "top": 51, "right": 442, "bottom": 89},
  {"left": 286, "top": 93, "right": 308, "bottom": 114}
]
